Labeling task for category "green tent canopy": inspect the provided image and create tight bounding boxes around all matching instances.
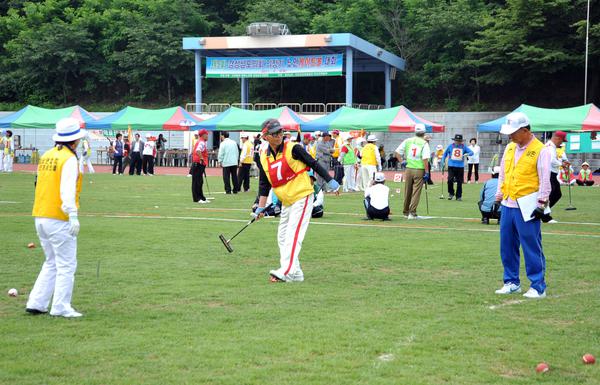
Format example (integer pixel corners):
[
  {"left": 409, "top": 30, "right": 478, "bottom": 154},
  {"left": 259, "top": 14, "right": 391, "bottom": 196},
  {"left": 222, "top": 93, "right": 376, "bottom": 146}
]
[
  {"left": 86, "top": 106, "right": 202, "bottom": 131},
  {"left": 0, "top": 105, "right": 97, "bottom": 129},
  {"left": 196, "top": 107, "right": 307, "bottom": 131}
]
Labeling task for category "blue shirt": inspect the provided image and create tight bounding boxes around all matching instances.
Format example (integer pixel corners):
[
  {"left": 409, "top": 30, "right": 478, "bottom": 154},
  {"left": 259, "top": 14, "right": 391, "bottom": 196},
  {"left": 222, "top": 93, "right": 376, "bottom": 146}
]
[
  {"left": 114, "top": 140, "right": 123, "bottom": 156},
  {"left": 479, "top": 178, "right": 501, "bottom": 213},
  {"left": 442, "top": 143, "right": 473, "bottom": 168}
]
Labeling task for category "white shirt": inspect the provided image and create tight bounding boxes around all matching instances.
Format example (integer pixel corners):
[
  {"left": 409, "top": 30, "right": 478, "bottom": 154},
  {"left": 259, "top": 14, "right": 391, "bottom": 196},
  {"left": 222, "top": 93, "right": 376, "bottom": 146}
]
[
  {"left": 133, "top": 140, "right": 141, "bottom": 152},
  {"left": 545, "top": 140, "right": 568, "bottom": 173},
  {"left": 143, "top": 140, "right": 156, "bottom": 156},
  {"left": 60, "top": 156, "right": 79, "bottom": 216},
  {"left": 364, "top": 183, "right": 390, "bottom": 210},
  {"left": 467, "top": 144, "right": 480, "bottom": 164}
]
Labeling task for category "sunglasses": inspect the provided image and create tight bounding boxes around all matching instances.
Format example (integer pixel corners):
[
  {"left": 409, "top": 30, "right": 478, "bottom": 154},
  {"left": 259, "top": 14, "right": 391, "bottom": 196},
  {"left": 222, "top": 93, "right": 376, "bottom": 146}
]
[{"left": 268, "top": 130, "right": 283, "bottom": 137}]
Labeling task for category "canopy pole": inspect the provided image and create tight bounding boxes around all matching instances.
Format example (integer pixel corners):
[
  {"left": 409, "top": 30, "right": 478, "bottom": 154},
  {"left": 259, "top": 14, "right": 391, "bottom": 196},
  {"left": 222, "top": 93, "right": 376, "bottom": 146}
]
[
  {"left": 384, "top": 64, "right": 391, "bottom": 108},
  {"left": 194, "top": 51, "right": 202, "bottom": 113},
  {"left": 345, "top": 47, "right": 353, "bottom": 107},
  {"left": 241, "top": 78, "right": 249, "bottom": 108}
]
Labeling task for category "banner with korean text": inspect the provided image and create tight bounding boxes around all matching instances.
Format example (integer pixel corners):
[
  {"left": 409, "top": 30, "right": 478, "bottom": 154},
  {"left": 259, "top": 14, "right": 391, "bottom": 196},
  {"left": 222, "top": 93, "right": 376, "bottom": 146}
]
[{"left": 206, "top": 54, "right": 343, "bottom": 78}]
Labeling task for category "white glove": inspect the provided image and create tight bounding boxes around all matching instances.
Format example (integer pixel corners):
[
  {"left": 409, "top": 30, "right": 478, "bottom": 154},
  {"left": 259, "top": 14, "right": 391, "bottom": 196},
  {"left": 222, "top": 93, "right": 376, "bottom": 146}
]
[{"left": 68, "top": 214, "right": 80, "bottom": 236}]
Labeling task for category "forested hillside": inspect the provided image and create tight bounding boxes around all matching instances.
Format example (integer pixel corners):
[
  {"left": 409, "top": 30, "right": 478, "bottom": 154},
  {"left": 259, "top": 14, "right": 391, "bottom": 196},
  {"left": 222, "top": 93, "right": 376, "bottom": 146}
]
[{"left": 0, "top": 0, "right": 598, "bottom": 110}]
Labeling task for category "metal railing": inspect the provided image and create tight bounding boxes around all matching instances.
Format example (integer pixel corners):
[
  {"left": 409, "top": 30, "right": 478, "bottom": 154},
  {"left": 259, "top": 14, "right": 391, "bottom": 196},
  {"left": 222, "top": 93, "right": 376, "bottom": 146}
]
[
  {"left": 185, "top": 102, "right": 385, "bottom": 114},
  {"left": 326, "top": 103, "right": 346, "bottom": 113},
  {"left": 254, "top": 103, "right": 278, "bottom": 110},
  {"left": 278, "top": 103, "right": 302, "bottom": 112},
  {"left": 301, "top": 103, "right": 326, "bottom": 115},
  {"left": 184, "top": 103, "right": 208, "bottom": 113},
  {"left": 231, "top": 103, "right": 253, "bottom": 110}
]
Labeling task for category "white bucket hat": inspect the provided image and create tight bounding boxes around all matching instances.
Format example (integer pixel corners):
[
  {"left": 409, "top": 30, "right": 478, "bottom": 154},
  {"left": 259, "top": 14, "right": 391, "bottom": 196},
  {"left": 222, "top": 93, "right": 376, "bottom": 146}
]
[
  {"left": 53, "top": 117, "right": 86, "bottom": 142},
  {"left": 367, "top": 134, "right": 378, "bottom": 142},
  {"left": 414, "top": 123, "right": 426, "bottom": 134},
  {"left": 500, "top": 112, "right": 530, "bottom": 135},
  {"left": 374, "top": 172, "right": 385, "bottom": 182}
]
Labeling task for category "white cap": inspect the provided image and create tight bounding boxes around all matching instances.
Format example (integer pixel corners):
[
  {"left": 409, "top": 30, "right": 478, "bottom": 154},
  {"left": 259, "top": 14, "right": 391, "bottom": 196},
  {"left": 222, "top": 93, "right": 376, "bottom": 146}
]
[
  {"left": 492, "top": 166, "right": 501, "bottom": 174},
  {"left": 436, "top": 144, "right": 443, "bottom": 150},
  {"left": 582, "top": 162, "right": 589, "bottom": 167},
  {"left": 414, "top": 123, "right": 426, "bottom": 134},
  {"left": 374, "top": 172, "right": 385, "bottom": 182},
  {"left": 367, "top": 134, "right": 378, "bottom": 142},
  {"left": 240, "top": 133, "right": 249, "bottom": 138},
  {"left": 500, "top": 112, "right": 530, "bottom": 135},
  {"left": 53, "top": 118, "right": 86, "bottom": 142},
  {"left": 314, "top": 131, "right": 321, "bottom": 136}
]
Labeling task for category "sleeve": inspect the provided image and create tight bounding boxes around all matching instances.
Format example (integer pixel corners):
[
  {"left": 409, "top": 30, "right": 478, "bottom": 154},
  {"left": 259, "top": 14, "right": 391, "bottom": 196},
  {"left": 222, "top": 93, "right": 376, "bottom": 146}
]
[
  {"left": 442, "top": 145, "right": 450, "bottom": 163},
  {"left": 375, "top": 147, "right": 382, "bottom": 169},
  {"left": 465, "top": 146, "right": 474, "bottom": 156},
  {"left": 240, "top": 143, "right": 248, "bottom": 161},
  {"left": 364, "top": 186, "right": 371, "bottom": 198},
  {"left": 421, "top": 143, "right": 431, "bottom": 160},
  {"left": 549, "top": 145, "right": 562, "bottom": 169},
  {"left": 60, "top": 156, "right": 79, "bottom": 216},
  {"left": 536, "top": 146, "right": 552, "bottom": 201},
  {"left": 217, "top": 146, "right": 224, "bottom": 163},
  {"left": 292, "top": 144, "right": 332, "bottom": 183},
  {"left": 495, "top": 146, "right": 509, "bottom": 200},
  {"left": 395, "top": 140, "right": 406, "bottom": 157}
]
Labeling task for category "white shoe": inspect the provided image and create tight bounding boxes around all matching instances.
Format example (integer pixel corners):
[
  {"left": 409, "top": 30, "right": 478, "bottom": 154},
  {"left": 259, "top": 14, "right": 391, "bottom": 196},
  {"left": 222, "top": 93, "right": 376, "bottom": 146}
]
[
  {"left": 287, "top": 270, "right": 304, "bottom": 282},
  {"left": 198, "top": 199, "right": 210, "bottom": 204},
  {"left": 269, "top": 270, "right": 287, "bottom": 282},
  {"left": 548, "top": 219, "right": 558, "bottom": 224},
  {"left": 187, "top": 174, "right": 192, "bottom": 178},
  {"left": 50, "top": 310, "right": 83, "bottom": 318},
  {"left": 408, "top": 214, "right": 421, "bottom": 220},
  {"left": 495, "top": 283, "right": 521, "bottom": 294},
  {"left": 523, "top": 288, "right": 546, "bottom": 299}
]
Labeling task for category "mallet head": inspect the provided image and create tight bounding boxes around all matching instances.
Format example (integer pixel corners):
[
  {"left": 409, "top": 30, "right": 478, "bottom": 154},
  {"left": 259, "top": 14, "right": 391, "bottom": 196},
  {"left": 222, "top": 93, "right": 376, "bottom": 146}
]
[{"left": 219, "top": 234, "right": 233, "bottom": 253}]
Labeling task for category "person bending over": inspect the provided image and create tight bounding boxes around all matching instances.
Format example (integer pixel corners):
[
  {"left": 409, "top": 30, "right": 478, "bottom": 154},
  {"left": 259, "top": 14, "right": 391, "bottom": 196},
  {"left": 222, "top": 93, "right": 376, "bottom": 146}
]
[{"left": 363, "top": 172, "right": 390, "bottom": 221}]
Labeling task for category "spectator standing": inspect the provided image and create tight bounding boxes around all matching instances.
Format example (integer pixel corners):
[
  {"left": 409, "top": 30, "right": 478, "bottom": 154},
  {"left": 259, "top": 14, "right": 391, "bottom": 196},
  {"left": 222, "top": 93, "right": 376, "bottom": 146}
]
[
  {"left": 79, "top": 133, "right": 95, "bottom": 174},
  {"left": 331, "top": 130, "right": 344, "bottom": 185},
  {"left": 112, "top": 133, "right": 124, "bottom": 175},
  {"left": 0, "top": 130, "right": 4, "bottom": 171},
  {"left": 191, "top": 129, "right": 209, "bottom": 203},
  {"left": 27, "top": 118, "right": 86, "bottom": 317},
  {"left": 315, "top": 132, "right": 334, "bottom": 191},
  {"left": 339, "top": 133, "right": 359, "bottom": 192},
  {"left": 237, "top": 133, "right": 253, "bottom": 192},
  {"left": 545, "top": 131, "right": 569, "bottom": 208},
  {"left": 467, "top": 138, "right": 481, "bottom": 183},
  {"left": 360, "top": 135, "right": 382, "bottom": 187},
  {"left": 155, "top": 133, "right": 167, "bottom": 166},
  {"left": 363, "top": 172, "right": 390, "bottom": 220},
  {"left": 494, "top": 112, "right": 550, "bottom": 299},
  {"left": 129, "top": 133, "right": 144, "bottom": 175},
  {"left": 218, "top": 132, "right": 239, "bottom": 194},
  {"left": 301, "top": 133, "right": 316, "bottom": 158},
  {"left": 576, "top": 162, "right": 594, "bottom": 186},
  {"left": 188, "top": 132, "right": 199, "bottom": 177},
  {"left": 142, "top": 134, "right": 156, "bottom": 176},
  {"left": 442, "top": 134, "right": 473, "bottom": 201},
  {"left": 2, "top": 130, "right": 14, "bottom": 172},
  {"left": 122, "top": 137, "right": 131, "bottom": 171},
  {"left": 395, "top": 124, "right": 430, "bottom": 219}
]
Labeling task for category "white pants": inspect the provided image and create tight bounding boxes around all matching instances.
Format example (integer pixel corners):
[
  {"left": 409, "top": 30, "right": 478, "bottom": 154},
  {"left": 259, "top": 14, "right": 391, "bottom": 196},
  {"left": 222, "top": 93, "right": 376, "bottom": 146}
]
[
  {"left": 343, "top": 164, "right": 357, "bottom": 191},
  {"left": 27, "top": 218, "right": 78, "bottom": 315},
  {"left": 360, "top": 165, "right": 377, "bottom": 190},
  {"left": 274, "top": 194, "right": 314, "bottom": 279},
  {"left": 3, "top": 153, "right": 13, "bottom": 172},
  {"left": 0, "top": 151, "right": 3, "bottom": 171},
  {"left": 79, "top": 156, "right": 95, "bottom": 174}
]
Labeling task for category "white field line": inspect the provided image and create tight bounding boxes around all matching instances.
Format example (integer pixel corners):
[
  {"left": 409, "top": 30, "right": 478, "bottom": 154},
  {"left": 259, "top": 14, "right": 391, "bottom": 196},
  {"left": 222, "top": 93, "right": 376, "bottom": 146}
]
[
  {"left": 488, "top": 289, "right": 598, "bottom": 310},
  {"left": 95, "top": 213, "right": 600, "bottom": 238},
  {"left": 0, "top": 201, "right": 20, "bottom": 204},
  {"left": 190, "top": 207, "right": 600, "bottom": 227}
]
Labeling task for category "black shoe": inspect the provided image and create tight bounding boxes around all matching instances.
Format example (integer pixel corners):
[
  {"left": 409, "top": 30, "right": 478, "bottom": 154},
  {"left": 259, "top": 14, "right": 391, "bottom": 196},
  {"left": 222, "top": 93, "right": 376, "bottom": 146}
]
[
  {"left": 26, "top": 308, "right": 48, "bottom": 315},
  {"left": 448, "top": 195, "right": 454, "bottom": 200},
  {"left": 482, "top": 218, "right": 489, "bottom": 225}
]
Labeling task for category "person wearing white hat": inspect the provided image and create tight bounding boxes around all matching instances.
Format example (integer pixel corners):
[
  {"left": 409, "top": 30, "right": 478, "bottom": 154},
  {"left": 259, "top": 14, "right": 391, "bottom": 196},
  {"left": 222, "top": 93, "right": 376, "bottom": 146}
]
[
  {"left": 394, "top": 124, "right": 430, "bottom": 219},
  {"left": 2, "top": 130, "right": 15, "bottom": 172},
  {"left": 354, "top": 136, "right": 367, "bottom": 190},
  {"left": 576, "top": 162, "right": 594, "bottom": 186},
  {"left": 363, "top": 172, "right": 390, "bottom": 220},
  {"left": 142, "top": 133, "right": 156, "bottom": 176},
  {"left": 79, "top": 132, "right": 95, "bottom": 174},
  {"left": 494, "top": 111, "right": 551, "bottom": 299},
  {"left": 338, "top": 133, "right": 359, "bottom": 192},
  {"left": 26, "top": 117, "right": 86, "bottom": 317},
  {"left": 359, "top": 134, "right": 381, "bottom": 189},
  {"left": 478, "top": 166, "right": 501, "bottom": 224},
  {"left": 237, "top": 133, "right": 253, "bottom": 192}
]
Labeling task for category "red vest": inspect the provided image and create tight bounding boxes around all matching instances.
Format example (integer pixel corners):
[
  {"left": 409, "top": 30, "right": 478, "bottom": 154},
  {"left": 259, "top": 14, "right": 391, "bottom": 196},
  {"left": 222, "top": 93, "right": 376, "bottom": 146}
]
[{"left": 192, "top": 139, "right": 208, "bottom": 164}]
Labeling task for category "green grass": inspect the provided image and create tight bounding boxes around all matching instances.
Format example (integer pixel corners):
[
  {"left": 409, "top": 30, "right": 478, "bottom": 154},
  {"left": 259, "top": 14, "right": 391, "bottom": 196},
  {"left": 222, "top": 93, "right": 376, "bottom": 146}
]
[{"left": 1, "top": 172, "right": 599, "bottom": 385}]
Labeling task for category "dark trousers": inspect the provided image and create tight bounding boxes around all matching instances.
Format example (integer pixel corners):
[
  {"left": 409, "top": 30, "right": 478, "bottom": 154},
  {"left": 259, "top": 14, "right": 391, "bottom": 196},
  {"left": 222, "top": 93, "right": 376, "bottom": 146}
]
[
  {"left": 191, "top": 163, "right": 206, "bottom": 202},
  {"left": 364, "top": 197, "right": 390, "bottom": 220},
  {"left": 223, "top": 165, "right": 239, "bottom": 194},
  {"left": 467, "top": 163, "right": 479, "bottom": 182},
  {"left": 576, "top": 180, "right": 594, "bottom": 186},
  {"left": 129, "top": 152, "right": 142, "bottom": 175},
  {"left": 142, "top": 155, "right": 154, "bottom": 175},
  {"left": 333, "top": 159, "right": 344, "bottom": 184},
  {"left": 237, "top": 163, "right": 251, "bottom": 192},
  {"left": 447, "top": 166, "right": 465, "bottom": 198},
  {"left": 112, "top": 155, "right": 123, "bottom": 174},
  {"left": 549, "top": 172, "right": 562, "bottom": 207}
]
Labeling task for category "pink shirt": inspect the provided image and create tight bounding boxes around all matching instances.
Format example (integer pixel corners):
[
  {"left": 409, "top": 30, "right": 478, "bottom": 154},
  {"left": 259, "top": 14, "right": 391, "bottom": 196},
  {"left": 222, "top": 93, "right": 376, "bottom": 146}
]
[{"left": 495, "top": 135, "right": 551, "bottom": 208}]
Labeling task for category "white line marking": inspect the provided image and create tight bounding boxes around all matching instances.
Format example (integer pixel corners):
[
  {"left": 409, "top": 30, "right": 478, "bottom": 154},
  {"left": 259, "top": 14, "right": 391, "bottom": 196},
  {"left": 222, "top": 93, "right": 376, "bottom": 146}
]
[{"left": 0, "top": 201, "right": 20, "bottom": 204}]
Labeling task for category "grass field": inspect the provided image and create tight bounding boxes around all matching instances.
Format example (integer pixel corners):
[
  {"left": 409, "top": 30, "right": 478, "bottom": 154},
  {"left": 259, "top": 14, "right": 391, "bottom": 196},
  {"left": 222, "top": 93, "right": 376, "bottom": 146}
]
[{"left": 1, "top": 171, "right": 599, "bottom": 385}]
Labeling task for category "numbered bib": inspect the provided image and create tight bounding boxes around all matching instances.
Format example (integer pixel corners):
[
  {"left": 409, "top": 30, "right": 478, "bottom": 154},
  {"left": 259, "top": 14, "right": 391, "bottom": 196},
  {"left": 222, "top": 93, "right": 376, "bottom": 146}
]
[
  {"left": 407, "top": 143, "right": 423, "bottom": 161},
  {"left": 450, "top": 147, "right": 463, "bottom": 161}
]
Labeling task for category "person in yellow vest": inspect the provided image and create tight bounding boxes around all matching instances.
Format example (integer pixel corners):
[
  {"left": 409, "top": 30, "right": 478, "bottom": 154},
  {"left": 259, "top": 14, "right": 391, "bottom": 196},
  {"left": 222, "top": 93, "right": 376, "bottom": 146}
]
[
  {"left": 302, "top": 133, "right": 317, "bottom": 158},
  {"left": 576, "top": 162, "right": 595, "bottom": 186},
  {"left": 237, "top": 133, "right": 254, "bottom": 192},
  {"left": 254, "top": 119, "right": 340, "bottom": 283},
  {"left": 359, "top": 134, "right": 381, "bottom": 188},
  {"left": 3, "top": 130, "right": 15, "bottom": 172},
  {"left": 494, "top": 112, "right": 551, "bottom": 299},
  {"left": 338, "top": 133, "right": 359, "bottom": 192},
  {"left": 0, "top": 130, "right": 4, "bottom": 171},
  {"left": 79, "top": 132, "right": 95, "bottom": 174},
  {"left": 26, "top": 118, "right": 86, "bottom": 317},
  {"left": 331, "top": 129, "right": 344, "bottom": 185}
]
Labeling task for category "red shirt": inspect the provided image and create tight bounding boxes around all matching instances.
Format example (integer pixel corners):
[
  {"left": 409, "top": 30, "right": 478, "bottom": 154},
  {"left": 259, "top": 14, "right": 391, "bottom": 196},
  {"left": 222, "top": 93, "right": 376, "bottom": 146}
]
[{"left": 192, "top": 139, "right": 208, "bottom": 164}]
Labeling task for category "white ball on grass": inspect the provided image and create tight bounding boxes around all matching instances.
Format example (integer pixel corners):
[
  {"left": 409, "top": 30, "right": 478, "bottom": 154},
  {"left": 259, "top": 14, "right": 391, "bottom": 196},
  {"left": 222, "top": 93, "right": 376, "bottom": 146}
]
[{"left": 8, "top": 288, "right": 18, "bottom": 297}]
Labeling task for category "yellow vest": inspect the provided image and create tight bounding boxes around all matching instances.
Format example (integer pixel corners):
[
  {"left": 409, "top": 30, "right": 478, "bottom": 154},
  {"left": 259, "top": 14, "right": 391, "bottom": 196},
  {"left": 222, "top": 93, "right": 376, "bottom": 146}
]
[
  {"left": 309, "top": 143, "right": 316, "bottom": 159},
  {"left": 556, "top": 144, "right": 565, "bottom": 159},
  {"left": 32, "top": 146, "right": 82, "bottom": 221},
  {"left": 361, "top": 143, "right": 378, "bottom": 166},
  {"left": 332, "top": 136, "right": 343, "bottom": 158},
  {"left": 260, "top": 143, "right": 313, "bottom": 206},
  {"left": 501, "top": 138, "right": 544, "bottom": 200},
  {"left": 241, "top": 140, "right": 253, "bottom": 164},
  {"left": 3, "top": 137, "right": 12, "bottom": 154}
]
